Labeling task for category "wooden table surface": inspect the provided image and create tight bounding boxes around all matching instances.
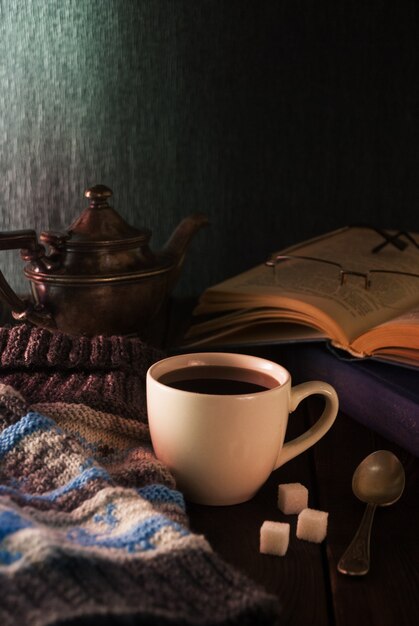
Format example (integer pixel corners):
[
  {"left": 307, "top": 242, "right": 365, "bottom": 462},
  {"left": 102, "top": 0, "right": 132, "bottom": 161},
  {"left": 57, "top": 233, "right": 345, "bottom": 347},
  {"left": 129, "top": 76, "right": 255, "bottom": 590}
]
[{"left": 167, "top": 300, "right": 419, "bottom": 626}]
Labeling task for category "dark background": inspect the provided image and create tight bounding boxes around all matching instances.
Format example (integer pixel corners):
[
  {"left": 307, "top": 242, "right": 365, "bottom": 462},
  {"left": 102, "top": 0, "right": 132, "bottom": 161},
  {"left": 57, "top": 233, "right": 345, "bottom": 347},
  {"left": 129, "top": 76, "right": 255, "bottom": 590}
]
[{"left": 1, "top": 1, "right": 418, "bottom": 297}]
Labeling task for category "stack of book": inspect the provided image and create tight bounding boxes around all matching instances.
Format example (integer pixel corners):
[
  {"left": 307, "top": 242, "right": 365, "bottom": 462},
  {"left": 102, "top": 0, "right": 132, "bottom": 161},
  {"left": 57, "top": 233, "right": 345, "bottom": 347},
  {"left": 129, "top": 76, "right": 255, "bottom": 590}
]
[
  {"left": 182, "top": 226, "right": 419, "bottom": 456},
  {"left": 277, "top": 342, "right": 419, "bottom": 457}
]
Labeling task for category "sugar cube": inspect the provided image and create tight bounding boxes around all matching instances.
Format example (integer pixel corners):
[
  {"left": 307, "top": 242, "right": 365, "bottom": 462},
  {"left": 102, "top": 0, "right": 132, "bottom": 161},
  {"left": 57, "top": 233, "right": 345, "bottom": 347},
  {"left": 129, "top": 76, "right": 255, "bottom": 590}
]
[
  {"left": 296, "top": 508, "right": 328, "bottom": 543},
  {"left": 277, "top": 482, "right": 308, "bottom": 514},
  {"left": 260, "top": 520, "right": 290, "bottom": 556}
]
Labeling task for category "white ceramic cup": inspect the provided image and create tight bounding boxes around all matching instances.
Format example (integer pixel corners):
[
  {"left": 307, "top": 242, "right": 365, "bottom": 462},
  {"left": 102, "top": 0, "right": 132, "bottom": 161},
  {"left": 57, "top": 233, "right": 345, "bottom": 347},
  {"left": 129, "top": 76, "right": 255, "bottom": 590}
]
[{"left": 147, "top": 352, "right": 338, "bottom": 506}]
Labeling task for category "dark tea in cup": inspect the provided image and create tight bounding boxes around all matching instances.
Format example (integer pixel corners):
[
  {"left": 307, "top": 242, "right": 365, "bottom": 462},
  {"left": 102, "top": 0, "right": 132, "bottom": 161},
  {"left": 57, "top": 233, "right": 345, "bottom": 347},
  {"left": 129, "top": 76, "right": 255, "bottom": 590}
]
[{"left": 158, "top": 365, "right": 279, "bottom": 395}]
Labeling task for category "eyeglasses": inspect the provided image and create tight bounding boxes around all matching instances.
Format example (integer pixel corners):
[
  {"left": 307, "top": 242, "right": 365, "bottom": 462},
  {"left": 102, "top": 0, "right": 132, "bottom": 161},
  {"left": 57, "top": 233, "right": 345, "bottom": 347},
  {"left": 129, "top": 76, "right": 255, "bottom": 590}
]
[{"left": 265, "top": 254, "right": 419, "bottom": 291}]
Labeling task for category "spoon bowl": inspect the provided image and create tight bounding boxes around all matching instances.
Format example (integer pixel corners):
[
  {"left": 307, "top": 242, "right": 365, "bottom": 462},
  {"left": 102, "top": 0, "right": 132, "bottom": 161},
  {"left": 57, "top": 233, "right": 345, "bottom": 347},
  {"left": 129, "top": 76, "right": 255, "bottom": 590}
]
[
  {"left": 338, "top": 450, "right": 405, "bottom": 576},
  {"left": 352, "top": 450, "right": 406, "bottom": 506}
]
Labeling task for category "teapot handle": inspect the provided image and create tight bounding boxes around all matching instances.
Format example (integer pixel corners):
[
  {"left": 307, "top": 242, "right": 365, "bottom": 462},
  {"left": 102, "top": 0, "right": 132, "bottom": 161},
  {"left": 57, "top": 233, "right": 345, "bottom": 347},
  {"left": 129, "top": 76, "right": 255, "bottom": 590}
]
[{"left": 0, "top": 230, "right": 56, "bottom": 330}]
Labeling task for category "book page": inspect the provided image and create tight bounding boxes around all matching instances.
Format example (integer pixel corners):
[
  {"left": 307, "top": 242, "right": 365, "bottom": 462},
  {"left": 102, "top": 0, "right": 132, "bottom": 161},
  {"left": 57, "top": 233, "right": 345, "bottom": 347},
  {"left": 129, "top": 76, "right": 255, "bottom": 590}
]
[
  {"left": 197, "top": 227, "right": 419, "bottom": 345},
  {"left": 350, "top": 305, "right": 419, "bottom": 357}
]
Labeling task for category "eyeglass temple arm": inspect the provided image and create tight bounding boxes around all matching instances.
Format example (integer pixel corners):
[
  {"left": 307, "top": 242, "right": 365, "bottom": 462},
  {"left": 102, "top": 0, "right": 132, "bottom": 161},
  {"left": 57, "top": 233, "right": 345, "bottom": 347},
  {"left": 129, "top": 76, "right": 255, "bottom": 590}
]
[
  {"left": 350, "top": 224, "right": 409, "bottom": 252},
  {"left": 266, "top": 254, "right": 343, "bottom": 269},
  {"left": 372, "top": 230, "right": 419, "bottom": 254}
]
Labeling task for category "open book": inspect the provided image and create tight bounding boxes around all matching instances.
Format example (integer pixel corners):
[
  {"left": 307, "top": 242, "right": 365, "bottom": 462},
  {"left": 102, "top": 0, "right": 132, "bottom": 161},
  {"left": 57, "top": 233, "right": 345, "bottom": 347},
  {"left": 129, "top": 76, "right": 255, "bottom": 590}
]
[{"left": 183, "top": 226, "right": 419, "bottom": 368}]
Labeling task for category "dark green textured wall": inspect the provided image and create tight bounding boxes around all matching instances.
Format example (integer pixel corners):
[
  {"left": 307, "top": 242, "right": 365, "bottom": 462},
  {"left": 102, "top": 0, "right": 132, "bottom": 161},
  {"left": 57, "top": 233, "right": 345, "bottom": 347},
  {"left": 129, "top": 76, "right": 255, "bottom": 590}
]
[{"left": 1, "top": 1, "right": 418, "bottom": 298}]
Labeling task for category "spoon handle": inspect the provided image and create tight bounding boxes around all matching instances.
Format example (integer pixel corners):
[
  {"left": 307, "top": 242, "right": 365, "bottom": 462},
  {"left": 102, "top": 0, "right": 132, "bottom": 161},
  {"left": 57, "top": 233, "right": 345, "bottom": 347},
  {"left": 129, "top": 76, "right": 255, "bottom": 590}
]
[{"left": 337, "top": 503, "right": 376, "bottom": 575}]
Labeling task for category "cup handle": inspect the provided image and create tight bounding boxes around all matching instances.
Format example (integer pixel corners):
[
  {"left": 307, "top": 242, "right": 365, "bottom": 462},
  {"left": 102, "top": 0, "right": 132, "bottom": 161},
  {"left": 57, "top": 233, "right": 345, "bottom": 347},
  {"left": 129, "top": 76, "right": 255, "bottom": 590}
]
[{"left": 274, "top": 381, "right": 339, "bottom": 469}]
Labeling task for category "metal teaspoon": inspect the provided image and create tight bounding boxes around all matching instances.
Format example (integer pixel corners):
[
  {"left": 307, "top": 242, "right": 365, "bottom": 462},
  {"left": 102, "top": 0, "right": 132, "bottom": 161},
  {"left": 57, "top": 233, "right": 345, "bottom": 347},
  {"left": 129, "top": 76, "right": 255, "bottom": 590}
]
[{"left": 337, "top": 450, "right": 405, "bottom": 576}]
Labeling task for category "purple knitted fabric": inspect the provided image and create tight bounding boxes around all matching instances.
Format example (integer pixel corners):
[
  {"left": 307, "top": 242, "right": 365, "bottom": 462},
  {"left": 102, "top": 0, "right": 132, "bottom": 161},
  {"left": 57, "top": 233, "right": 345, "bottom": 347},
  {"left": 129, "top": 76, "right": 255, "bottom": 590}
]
[{"left": 0, "top": 324, "right": 280, "bottom": 626}]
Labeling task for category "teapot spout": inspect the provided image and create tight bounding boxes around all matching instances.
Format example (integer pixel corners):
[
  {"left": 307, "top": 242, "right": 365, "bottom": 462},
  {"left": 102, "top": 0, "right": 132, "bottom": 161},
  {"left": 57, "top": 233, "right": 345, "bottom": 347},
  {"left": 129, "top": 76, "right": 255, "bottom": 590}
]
[{"left": 164, "top": 213, "right": 209, "bottom": 289}]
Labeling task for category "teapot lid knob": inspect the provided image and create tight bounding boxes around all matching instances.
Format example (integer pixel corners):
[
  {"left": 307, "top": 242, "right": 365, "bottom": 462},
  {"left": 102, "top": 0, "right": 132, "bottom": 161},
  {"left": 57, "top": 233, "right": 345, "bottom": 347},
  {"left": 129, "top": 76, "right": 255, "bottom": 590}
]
[{"left": 84, "top": 185, "right": 113, "bottom": 208}]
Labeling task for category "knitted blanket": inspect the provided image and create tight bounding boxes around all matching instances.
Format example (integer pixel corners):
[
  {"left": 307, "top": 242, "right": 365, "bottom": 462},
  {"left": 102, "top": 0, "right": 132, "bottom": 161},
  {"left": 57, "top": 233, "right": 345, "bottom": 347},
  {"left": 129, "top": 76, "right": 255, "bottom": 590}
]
[{"left": 0, "top": 325, "right": 280, "bottom": 626}]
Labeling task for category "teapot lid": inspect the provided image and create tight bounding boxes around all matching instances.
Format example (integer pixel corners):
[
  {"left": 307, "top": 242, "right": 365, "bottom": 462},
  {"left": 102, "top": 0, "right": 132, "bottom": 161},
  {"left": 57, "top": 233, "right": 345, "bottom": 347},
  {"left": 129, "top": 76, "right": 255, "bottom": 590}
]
[
  {"left": 36, "top": 184, "right": 174, "bottom": 279},
  {"left": 64, "top": 184, "right": 150, "bottom": 246}
]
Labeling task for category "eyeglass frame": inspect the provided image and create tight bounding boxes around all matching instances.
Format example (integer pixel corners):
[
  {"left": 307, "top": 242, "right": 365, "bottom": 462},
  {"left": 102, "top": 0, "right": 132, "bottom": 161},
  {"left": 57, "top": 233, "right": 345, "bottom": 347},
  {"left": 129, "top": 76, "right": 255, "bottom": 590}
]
[{"left": 265, "top": 254, "right": 419, "bottom": 290}]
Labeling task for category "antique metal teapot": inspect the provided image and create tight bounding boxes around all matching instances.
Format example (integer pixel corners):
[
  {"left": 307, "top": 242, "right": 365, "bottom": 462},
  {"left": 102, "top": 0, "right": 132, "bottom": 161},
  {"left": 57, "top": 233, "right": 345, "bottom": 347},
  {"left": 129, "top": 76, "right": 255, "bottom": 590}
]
[{"left": 0, "top": 185, "right": 208, "bottom": 337}]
